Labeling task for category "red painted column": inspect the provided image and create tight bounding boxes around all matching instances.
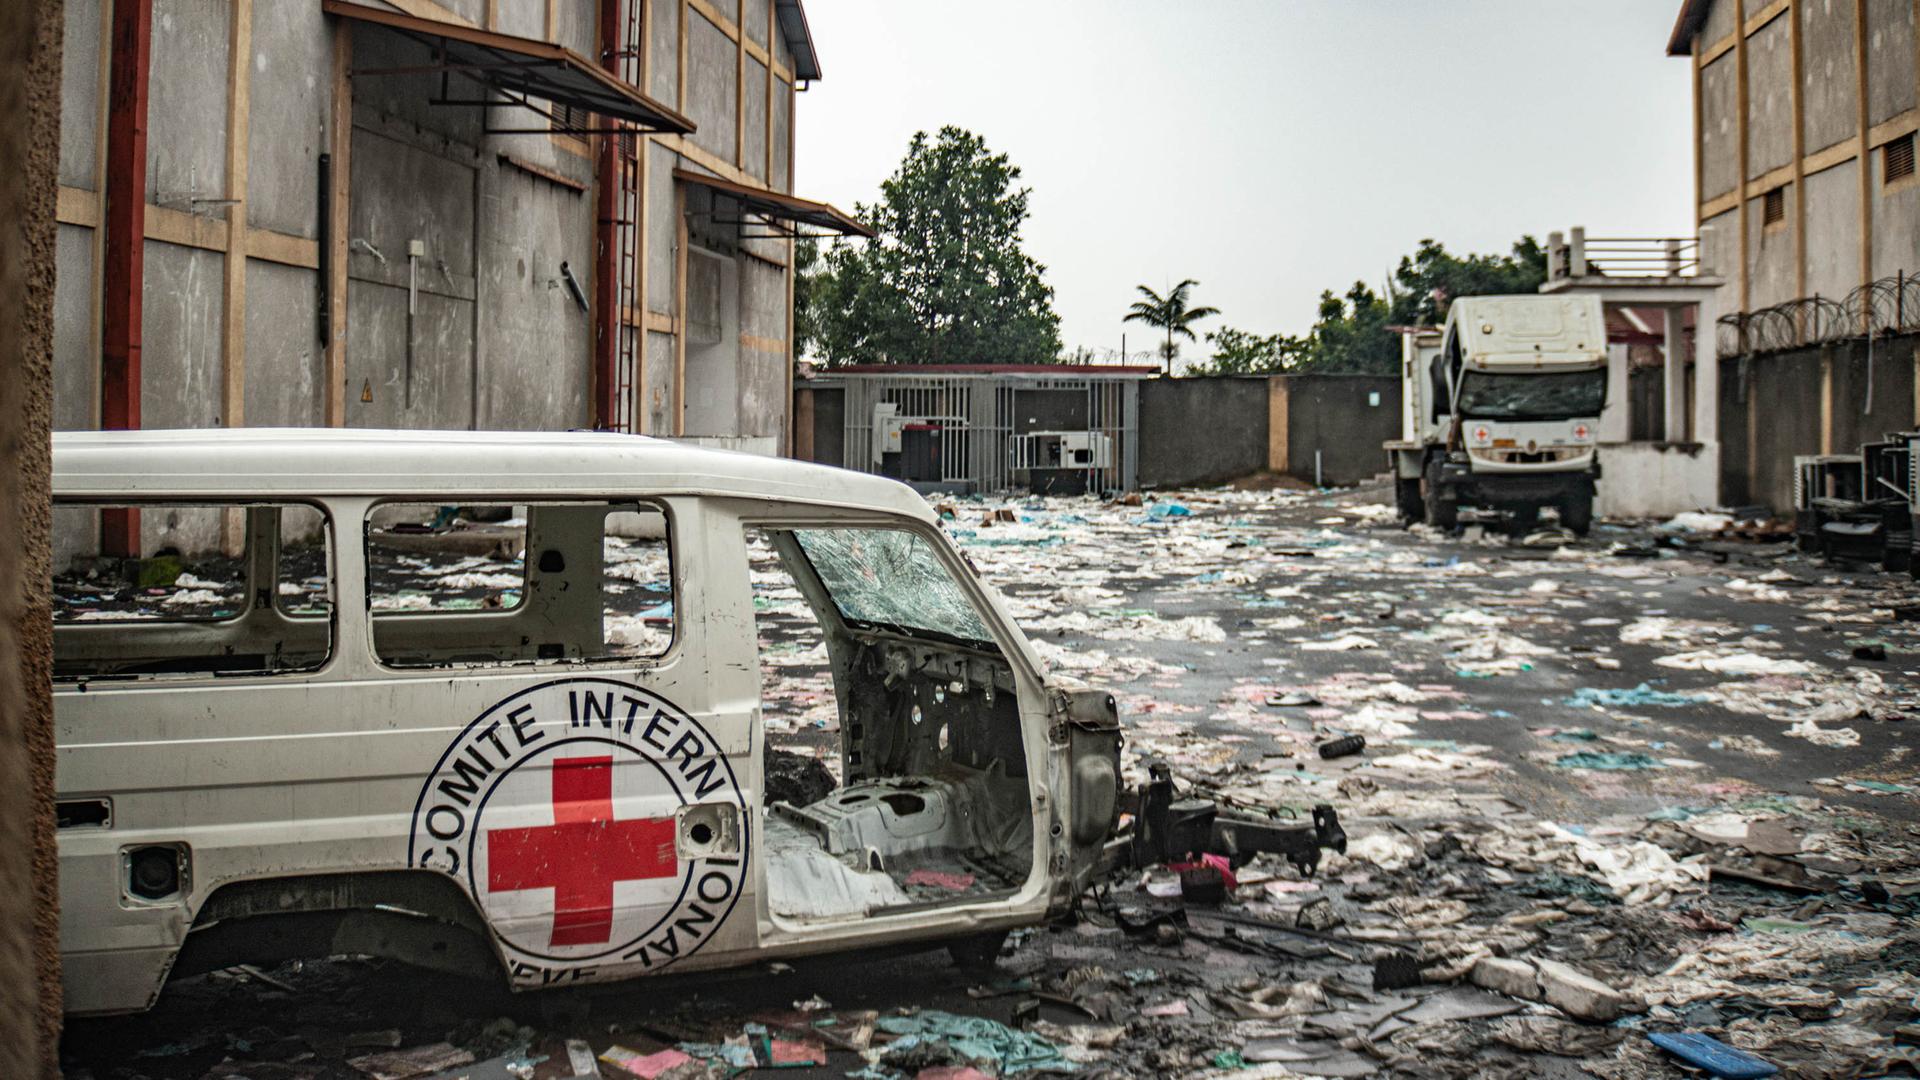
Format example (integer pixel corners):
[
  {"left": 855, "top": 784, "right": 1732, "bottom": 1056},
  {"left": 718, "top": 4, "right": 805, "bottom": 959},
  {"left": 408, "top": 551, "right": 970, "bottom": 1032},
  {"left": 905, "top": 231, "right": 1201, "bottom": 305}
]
[
  {"left": 102, "top": 0, "right": 152, "bottom": 555},
  {"left": 591, "top": 0, "right": 622, "bottom": 430}
]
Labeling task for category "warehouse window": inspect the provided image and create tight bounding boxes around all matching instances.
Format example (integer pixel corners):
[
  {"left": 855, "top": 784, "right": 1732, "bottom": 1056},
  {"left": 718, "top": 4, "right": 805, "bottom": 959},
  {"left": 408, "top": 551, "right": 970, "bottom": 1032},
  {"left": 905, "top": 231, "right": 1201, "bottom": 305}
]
[
  {"left": 1885, "top": 134, "right": 1916, "bottom": 186},
  {"left": 1761, "top": 186, "right": 1785, "bottom": 227},
  {"left": 550, "top": 100, "right": 592, "bottom": 135}
]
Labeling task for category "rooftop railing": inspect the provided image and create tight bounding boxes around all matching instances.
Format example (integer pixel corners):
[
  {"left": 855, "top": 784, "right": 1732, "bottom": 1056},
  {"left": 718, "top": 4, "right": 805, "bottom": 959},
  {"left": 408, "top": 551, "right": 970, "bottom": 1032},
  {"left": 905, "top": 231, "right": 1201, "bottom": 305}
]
[{"left": 1548, "top": 228, "right": 1701, "bottom": 280}]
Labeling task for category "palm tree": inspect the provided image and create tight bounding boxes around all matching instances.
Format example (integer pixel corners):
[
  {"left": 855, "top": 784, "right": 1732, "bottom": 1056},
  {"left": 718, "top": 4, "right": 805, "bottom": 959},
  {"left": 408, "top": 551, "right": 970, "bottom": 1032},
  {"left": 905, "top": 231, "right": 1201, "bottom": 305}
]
[{"left": 1124, "top": 280, "right": 1220, "bottom": 373}]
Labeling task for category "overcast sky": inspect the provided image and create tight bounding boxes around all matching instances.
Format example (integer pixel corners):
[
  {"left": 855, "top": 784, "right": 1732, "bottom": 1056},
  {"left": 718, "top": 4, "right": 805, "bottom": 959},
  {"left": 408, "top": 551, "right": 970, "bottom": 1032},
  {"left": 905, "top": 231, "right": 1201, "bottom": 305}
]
[{"left": 793, "top": 1, "right": 1695, "bottom": 361}]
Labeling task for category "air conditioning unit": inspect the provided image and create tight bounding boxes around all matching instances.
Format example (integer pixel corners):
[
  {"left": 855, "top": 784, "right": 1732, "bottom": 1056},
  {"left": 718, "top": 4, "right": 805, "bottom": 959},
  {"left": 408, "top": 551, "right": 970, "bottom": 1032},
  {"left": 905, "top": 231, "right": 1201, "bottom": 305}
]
[
  {"left": 1057, "top": 431, "right": 1113, "bottom": 469},
  {"left": 870, "top": 403, "right": 903, "bottom": 466},
  {"left": 1014, "top": 430, "right": 1112, "bottom": 470}
]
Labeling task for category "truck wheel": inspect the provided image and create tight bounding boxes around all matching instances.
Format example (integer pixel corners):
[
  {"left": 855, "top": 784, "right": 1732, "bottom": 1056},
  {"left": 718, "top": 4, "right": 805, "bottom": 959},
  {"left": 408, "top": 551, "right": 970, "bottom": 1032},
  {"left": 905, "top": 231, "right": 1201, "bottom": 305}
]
[
  {"left": 1423, "top": 462, "right": 1457, "bottom": 531},
  {"left": 1559, "top": 493, "right": 1593, "bottom": 536},
  {"left": 1395, "top": 479, "right": 1426, "bottom": 524}
]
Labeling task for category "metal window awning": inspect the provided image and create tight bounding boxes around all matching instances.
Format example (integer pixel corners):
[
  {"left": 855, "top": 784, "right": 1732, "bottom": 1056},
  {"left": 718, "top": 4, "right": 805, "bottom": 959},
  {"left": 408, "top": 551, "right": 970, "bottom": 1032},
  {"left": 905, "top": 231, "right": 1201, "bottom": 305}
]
[
  {"left": 674, "top": 168, "right": 873, "bottom": 239},
  {"left": 323, "top": 0, "right": 694, "bottom": 135}
]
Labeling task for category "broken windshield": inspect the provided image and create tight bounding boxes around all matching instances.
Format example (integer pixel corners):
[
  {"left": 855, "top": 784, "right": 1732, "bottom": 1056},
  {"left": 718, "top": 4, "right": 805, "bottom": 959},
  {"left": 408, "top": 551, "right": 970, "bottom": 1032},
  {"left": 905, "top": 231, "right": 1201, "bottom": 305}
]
[
  {"left": 1455, "top": 369, "right": 1607, "bottom": 421},
  {"left": 792, "top": 528, "right": 996, "bottom": 647}
]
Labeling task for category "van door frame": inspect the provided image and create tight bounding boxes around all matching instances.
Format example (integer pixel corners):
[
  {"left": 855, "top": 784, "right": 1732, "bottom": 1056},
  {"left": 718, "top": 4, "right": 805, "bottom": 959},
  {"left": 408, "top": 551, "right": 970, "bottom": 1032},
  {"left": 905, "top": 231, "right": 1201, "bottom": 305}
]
[{"left": 718, "top": 503, "right": 1057, "bottom": 955}]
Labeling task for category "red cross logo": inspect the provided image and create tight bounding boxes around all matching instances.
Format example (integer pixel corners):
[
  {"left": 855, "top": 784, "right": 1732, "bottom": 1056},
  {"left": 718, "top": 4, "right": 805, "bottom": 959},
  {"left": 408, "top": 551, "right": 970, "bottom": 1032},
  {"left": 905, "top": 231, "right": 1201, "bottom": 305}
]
[{"left": 486, "top": 756, "right": 678, "bottom": 947}]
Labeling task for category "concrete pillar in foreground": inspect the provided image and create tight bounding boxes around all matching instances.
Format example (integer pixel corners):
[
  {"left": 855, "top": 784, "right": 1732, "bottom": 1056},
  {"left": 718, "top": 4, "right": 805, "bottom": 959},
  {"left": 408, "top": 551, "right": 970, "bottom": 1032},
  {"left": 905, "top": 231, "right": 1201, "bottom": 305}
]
[{"left": 0, "top": 0, "right": 66, "bottom": 1072}]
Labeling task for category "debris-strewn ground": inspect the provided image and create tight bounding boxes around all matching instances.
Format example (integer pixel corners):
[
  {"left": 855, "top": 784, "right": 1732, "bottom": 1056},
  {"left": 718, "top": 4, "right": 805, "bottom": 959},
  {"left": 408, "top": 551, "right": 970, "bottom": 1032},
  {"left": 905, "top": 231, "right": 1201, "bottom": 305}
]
[{"left": 64, "top": 482, "right": 1920, "bottom": 1080}]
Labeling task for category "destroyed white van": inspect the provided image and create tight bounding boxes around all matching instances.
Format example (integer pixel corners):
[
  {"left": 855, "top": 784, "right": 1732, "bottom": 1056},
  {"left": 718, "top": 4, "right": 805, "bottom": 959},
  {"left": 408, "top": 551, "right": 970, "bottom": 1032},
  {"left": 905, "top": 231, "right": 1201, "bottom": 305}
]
[{"left": 50, "top": 429, "right": 1124, "bottom": 1016}]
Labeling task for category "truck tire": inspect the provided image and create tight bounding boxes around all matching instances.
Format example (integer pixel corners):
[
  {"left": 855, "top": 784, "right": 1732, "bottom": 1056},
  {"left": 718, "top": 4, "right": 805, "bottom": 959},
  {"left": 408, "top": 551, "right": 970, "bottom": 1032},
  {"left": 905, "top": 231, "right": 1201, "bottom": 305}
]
[
  {"left": 1395, "top": 478, "right": 1426, "bottom": 524},
  {"left": 1559, "top": 493, "right": 1593, "bottom": 536},
  {"left": 1424, "top": 462, "right": 1457, "bottom": 531}
]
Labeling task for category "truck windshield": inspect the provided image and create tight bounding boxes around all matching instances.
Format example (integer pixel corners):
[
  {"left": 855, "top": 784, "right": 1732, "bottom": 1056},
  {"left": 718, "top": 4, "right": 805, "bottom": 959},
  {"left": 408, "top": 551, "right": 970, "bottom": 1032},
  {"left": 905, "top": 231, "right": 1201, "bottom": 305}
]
[{"left": 1456, "top": 370, "right": 1606, "bottom": 421}]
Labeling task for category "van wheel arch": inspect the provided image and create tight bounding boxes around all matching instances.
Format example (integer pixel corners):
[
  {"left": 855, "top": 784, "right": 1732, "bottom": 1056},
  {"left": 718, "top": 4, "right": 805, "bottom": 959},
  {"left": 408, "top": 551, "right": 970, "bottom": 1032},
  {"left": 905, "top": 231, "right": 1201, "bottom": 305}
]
[{"left": 170, "top": 870, "right": 508, "bottom": 987}]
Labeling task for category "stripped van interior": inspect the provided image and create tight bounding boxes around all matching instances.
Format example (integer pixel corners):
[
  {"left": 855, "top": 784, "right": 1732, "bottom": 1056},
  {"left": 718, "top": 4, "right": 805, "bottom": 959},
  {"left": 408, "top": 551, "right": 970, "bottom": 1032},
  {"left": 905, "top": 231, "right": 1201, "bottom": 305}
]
[{"left": 746, "top": 525, "right": 1034, "bottom": 924}]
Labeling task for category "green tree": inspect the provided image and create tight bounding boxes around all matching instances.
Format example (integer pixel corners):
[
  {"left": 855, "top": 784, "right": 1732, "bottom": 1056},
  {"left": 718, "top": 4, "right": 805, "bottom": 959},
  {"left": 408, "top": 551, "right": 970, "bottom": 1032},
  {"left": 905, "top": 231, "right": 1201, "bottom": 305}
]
[
  {"left": 1123, "top": 279, "right": 1220, "bottom": 372},
  {"left": 1391, "top": 235, "right": 1548, "bottom": 325},
  {"left": 1303, "top": 282, "right": 1399, "bottom": 374},
  {"left": 1303, "top": 237, "right": 1547, "bottom": 373},
  {"left": 1186, "top": 325, "right": 1311, "bottom": 376},
  {"left": 804, "top": 127, "right": 1062, "bottom": 366},
  {"left": 792, "top": 238, "right": 821, "bottom": 360}
]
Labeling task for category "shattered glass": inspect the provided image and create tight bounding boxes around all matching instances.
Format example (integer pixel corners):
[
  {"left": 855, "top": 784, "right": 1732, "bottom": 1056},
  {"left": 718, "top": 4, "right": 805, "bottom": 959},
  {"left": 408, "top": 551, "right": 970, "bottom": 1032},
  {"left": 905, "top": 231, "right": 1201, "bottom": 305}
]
[
  {"left": 1456, "top": 368, "right": 1607, "bottom": 420},
  {"left": 794, "top": 527, "right": 994, "bottom": 645}
]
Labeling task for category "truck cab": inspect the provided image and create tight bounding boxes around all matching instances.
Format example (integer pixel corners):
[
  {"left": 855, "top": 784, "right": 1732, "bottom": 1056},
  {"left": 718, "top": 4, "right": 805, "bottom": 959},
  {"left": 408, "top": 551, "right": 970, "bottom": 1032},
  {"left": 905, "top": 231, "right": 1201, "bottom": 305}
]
[{"left": 1388, "top": 295, "right": 1607, "bottom": 534}]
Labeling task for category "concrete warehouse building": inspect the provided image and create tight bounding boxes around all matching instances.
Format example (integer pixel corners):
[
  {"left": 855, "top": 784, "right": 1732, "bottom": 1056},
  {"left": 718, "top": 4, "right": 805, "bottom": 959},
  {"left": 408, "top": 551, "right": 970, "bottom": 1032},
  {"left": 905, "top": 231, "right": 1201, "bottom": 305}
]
[
  {"left": 1669, "top": 0, "right": 1917, "bottom": 316},
  {"left": 1667, "top": 0, "right": 1920, "bottom": 508},
  {"left": 50, "top": 0, "right": 865, "bottom": 553}
]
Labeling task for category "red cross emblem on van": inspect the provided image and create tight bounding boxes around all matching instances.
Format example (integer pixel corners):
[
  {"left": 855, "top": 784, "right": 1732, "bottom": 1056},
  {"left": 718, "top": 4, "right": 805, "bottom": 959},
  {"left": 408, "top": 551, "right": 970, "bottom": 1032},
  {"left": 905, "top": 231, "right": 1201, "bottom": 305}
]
[
  {"left": 486, "top": 756, "right": 677, "bottom": 946},
  {"left": 408, "top": 679, "right": 750, "bottom": 984}
]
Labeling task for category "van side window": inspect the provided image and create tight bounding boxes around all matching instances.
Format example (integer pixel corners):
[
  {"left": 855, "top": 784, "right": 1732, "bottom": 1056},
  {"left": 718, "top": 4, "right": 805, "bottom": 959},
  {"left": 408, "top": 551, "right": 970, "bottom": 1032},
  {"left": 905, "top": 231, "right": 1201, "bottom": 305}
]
[
  {"left": 366, "top": 501, "right": 673, "bottom": 669},
  {"left": 51, "top": 502, "right": 334, "bottom": 681}
]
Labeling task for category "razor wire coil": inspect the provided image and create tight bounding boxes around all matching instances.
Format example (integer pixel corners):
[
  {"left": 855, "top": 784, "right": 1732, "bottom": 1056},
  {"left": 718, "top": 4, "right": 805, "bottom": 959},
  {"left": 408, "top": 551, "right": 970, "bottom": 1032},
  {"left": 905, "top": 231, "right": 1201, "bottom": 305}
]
[{"left": 1718, "top": 271, "right": 1920, "bottom": 358}]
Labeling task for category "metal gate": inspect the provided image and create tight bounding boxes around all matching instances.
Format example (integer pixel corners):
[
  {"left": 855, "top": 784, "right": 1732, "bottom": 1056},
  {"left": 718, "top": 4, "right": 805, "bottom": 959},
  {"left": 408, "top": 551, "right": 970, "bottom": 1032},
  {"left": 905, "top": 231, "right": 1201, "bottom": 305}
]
[{"left": 827, "top": 369, "right": 1143, "bottom": 493}]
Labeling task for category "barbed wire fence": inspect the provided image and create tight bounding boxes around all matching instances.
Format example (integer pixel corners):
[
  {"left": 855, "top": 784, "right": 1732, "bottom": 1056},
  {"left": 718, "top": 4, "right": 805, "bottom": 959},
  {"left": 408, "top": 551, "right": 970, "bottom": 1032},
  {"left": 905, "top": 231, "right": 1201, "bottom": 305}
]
[
  {"left": 1721, "top": 270, "right": 1918, "bottom": 415},
  {"left": 1717, "top": 270, "right": 1920, "bottom": 358}
]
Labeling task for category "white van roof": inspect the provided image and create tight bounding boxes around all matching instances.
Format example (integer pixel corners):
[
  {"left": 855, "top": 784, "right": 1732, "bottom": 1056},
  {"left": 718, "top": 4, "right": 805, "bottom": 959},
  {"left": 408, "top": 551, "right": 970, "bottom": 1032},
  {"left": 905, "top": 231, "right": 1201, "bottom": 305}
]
[{"left": 52, "top": 428, "right": 932, "bottom": 517}]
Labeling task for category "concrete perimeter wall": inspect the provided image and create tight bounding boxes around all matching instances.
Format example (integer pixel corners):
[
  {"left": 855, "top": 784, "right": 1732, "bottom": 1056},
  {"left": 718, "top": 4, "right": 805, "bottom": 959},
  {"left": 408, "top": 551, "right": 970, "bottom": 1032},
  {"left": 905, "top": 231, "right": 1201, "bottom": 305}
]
[
  {"left": 796, "top": 375, "right": 1400, "bottom": 491},
  {"left": 1272, "top": 374, "right": 1401, "bottom": 488},
  {"left": 1718, "top": 334, "right": 1919, "bottom": 512},
  {"left": 792, "top": 384, "right": 844, "bottom": 468},
  {"left": 1137, "top": 377, "right": 1269, "bottom": 488},
  {"left": 1139, "top": 374, "right": 1398, "bottom": 489}
]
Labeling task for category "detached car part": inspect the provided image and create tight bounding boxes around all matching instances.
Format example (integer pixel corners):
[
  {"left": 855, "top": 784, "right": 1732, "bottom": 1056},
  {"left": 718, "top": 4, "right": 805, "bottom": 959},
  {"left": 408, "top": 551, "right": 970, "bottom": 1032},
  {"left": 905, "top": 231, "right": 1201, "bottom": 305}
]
[{"left": 1114, "top": 761, "right": 1347, "bottom": 880}]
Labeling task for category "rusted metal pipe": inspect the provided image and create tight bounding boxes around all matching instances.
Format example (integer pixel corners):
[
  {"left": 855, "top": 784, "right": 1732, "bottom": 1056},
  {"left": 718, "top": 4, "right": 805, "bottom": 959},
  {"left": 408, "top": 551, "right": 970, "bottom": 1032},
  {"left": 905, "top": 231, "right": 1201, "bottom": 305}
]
[
  {"left": 102, "top": 0, "right": 153, "bottom": 555},
  {"left": 590, "top": 0, "right": 622, "bottom": 431}
]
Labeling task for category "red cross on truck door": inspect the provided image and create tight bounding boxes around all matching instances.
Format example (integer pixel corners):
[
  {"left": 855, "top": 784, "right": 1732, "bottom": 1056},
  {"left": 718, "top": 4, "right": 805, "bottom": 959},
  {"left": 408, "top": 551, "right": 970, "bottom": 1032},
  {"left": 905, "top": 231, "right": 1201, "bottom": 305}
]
[{"left": 486, "top": 756, "right": 678, "bottom": 947}]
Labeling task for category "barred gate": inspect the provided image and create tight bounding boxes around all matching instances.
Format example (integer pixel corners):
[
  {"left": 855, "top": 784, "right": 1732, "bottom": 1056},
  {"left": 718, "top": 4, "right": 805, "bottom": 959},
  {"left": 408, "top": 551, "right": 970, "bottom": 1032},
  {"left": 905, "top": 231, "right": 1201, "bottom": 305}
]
[{"left": 824, "top": 369, "right": 1144, "bottom": 493}]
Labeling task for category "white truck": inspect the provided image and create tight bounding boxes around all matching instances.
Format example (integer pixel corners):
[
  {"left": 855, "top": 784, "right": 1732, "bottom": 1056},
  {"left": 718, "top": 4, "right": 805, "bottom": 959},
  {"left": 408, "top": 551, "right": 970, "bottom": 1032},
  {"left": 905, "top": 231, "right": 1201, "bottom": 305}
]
[{"left": 1386, "top": 294, "right": 1608, "bottom": 535}]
